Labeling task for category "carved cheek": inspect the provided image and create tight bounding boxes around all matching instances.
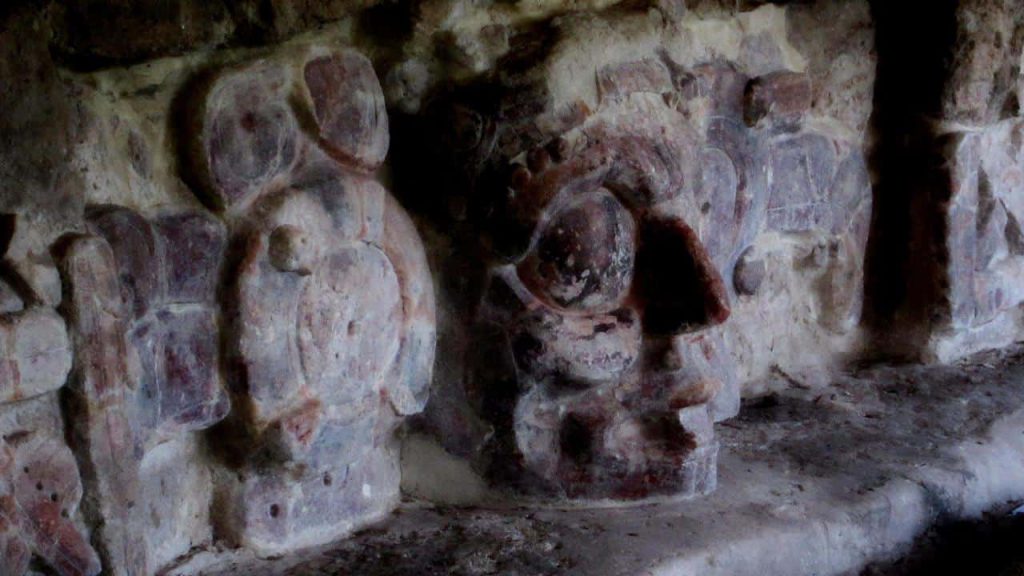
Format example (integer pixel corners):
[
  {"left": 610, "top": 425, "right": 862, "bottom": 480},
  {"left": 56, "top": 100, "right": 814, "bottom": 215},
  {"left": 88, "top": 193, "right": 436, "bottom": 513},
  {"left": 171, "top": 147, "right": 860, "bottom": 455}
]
[
  {"left": 297, "top": 246, "right": 403, "bottom": 407},
  {"left": 518, "top": 190, "right": 636, "bottom": 313}
]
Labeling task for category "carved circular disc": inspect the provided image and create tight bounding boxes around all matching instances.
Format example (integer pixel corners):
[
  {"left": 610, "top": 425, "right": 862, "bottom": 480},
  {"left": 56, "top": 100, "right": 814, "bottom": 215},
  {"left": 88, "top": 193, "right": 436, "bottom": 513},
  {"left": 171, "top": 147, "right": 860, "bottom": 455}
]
[{"left": 298, "top": 245, "right": 402, "bottom": 405}]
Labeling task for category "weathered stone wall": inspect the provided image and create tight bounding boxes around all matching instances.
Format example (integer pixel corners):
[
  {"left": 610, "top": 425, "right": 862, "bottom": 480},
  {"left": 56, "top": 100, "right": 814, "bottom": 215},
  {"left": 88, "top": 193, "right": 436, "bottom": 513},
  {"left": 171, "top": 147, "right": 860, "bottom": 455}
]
[
  {"left": 0, "top": 0, "right": 1021, "bottom": 574},
  {"left": 931, "top": 0, "right": 1024, "bottom": 361},
  {"left": 2, "top": 2, "right": 438, "bottom": 573},
  {"left": 395, "top": 0, "right": 875, "bottom": 502}
]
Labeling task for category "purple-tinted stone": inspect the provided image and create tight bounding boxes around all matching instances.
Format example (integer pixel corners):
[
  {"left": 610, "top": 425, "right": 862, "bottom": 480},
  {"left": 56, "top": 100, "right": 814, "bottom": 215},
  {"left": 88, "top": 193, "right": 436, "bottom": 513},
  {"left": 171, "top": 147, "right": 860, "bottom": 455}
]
[
  {"left": 86, "top": 205, "right": 159, "bottom": 317},
  {"left": 947, "top": 202, "right": 978, "bottom": 327},
  {"left": 705, "top": 117, "right": 769, "bottom": 260},
  {"left": 0, "top": 444, "right": 30, "bottom": 576},
  {"left": 767, "top": 133, "right": 838, "bottom": 231},
  {"left": 9, "top": 435, "right": 100, "bottom": 576},
  {"left": 154, "top": 211, "right": 226, "bottom": 304},
  {"left": 292, "top": 164, "right": 384, "bottom": 243},
  {"left": 303, "top": 51, "right": 389, "bottom": 172},
  {"left": 690, "top": 63, "right": 749, "bottom": 118},
  {"left": 975, "top": 177, "right": 1009, "bottom": 272},
  {"left": 973, "top": 274, "right": 1008, "bottom": 326},
  {"left": 0, "top": 527, "right": 30, "bottom": 576},
  {"left": 830, "top": 152, "right": 872, "bottom": 236},
  {"left": 9, "top": 310, "right": 72, "bottom": 403},
  {"left": 380, "top": 195, "right": 436, "bottom": 416},
  {"left": 58, "top": 235, "right": 149, "bottom": 576},
  {"left": 201, "top": 64, "right": 298, "bottom": 210},
  {"left": 697, "top": 147, "right": 740, "bottom": 267},
  {"left": 739, "top": 32, "right": 785, "bottom": 75},
  {"left": 592, "top": 114, "right": 699, "bottom": 208},
  {"left": 298, "top": 245, "right": 402, "bottom": 406},
  {"left": 129, "top": 320, "right": 160, "bottom": 432},
  {"left": 227, "top": 451, "right": 397, "bottom": 556},
  {"left": 236, "top": 237, "right": 307, "bottom": 418},
  {"left": 155, "top": 308, "right": 229, "bottom": 432},
  {"left": 513, "top": 383, "right": 718, "bottom": 500}
]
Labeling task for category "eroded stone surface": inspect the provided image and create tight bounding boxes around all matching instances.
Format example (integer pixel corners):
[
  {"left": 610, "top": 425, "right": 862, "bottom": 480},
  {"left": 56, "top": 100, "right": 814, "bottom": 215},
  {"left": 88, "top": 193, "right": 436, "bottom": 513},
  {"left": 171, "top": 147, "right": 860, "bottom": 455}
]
[
  {"left": 935, "top": 1, "right": 1024, "bottom": 359},
  {"left": 185, "top": 47, "right": 435, "bottom": 555},
  {"left": 416, "top": 4, "right": 873, "bottom": 502},
  {"left": 0, "top": 215, "right": 95, "bottom": 576},
  {"left": 185, "top": 62, "right": 299, "bottom": 212},
  {"left": 301, "top": 50, "right": 390, "bottom": 171},
  {"left": 58, "top": 206, "right": 229, "bottom": 575},
  {"left": 0, "top": 0, "right": 892, "bottom": 571},
  {"left": 0, "top": 428, "right": 101, "bottom": 576}
]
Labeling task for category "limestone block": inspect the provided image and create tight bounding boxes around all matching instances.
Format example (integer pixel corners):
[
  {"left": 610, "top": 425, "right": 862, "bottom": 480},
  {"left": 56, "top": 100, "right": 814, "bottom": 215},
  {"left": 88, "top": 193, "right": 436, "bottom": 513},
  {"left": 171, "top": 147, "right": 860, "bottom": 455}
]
[
  {"left": 85, "top": 207, "right": 230, "bottom": 439},
  {"left": 783, "top": 0, "right": 876, "bottom": 137},
  {"left": 596, "top": 59, "right": 673, "bottom": 104},
  {"left": 0, "top": 309, "right": 72, "bottom": 405},
  {"left": 743, "top": 71, "right": 812, "bottom": 128},
  {"left": 186, "top": 47, "right": 435, "bottom": 554},
  {"left": 0, "top": 389, "right": 97, "bottom": 576}
]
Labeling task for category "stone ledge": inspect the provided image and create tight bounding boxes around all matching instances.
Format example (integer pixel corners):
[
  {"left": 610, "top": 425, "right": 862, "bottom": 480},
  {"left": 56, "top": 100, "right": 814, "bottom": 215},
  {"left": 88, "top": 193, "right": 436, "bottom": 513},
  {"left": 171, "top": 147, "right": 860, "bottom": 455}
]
[{"left": 170, "top": 347, "right": 1024, "bottom": 576}]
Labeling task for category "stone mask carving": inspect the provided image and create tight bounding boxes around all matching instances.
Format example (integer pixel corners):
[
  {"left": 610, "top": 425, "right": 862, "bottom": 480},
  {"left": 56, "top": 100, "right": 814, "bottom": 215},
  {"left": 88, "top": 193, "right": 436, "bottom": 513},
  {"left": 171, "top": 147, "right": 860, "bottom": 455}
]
[
  {"left": 184, "top": 48, "right": 435, "bottom": 554},
  {"left": 422, "top": 14, "right": 870, "bottom": 500},
  {"left": 464, "top": 65, "right": 749, "bottom": 500}
]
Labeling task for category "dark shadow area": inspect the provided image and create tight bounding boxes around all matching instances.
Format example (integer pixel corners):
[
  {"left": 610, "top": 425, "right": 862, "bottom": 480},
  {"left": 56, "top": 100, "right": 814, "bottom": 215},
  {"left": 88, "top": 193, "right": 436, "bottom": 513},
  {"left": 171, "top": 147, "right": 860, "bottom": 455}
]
[
  {"left": 862, "top": 0, "right": 957, "bottom": 360},
  {"left": 634, "top": 218, "right": 730, "bottom": 335},
  {"left": 862, "top": 506, "right": 1024, "bottom": 576}
]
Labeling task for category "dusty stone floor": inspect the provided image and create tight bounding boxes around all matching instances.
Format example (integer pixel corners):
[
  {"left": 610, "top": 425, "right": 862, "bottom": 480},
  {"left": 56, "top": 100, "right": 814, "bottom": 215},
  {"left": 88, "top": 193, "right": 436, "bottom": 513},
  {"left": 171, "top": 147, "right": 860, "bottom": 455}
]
[{"left": 170, "top": 346, "right": 1024, "bottom": 576}]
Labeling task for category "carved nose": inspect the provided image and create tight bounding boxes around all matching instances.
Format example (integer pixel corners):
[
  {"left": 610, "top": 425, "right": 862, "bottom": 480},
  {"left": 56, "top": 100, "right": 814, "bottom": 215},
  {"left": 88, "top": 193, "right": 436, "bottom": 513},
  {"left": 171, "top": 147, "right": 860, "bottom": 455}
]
[{"left": 633, "top": 217, "right": 731, "bottom": 335}]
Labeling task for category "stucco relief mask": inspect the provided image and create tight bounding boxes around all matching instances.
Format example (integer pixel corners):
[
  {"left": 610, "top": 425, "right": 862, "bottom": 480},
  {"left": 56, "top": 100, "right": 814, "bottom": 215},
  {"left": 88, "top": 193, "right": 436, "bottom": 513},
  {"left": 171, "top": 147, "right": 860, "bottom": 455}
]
[
  {"left": 185, "top": 48, "right": 435, "bottom": 553},
  {"left": 462, "top": 61, "right": 766, "bottom": 499}
]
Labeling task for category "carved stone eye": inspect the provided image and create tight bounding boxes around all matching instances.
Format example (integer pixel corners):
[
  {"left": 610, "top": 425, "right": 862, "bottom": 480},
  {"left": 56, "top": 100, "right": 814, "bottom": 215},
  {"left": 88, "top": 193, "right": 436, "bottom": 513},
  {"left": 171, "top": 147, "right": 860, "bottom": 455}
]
[{"left": 518, "top": 189, "right": 636, "bottom": 312}]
